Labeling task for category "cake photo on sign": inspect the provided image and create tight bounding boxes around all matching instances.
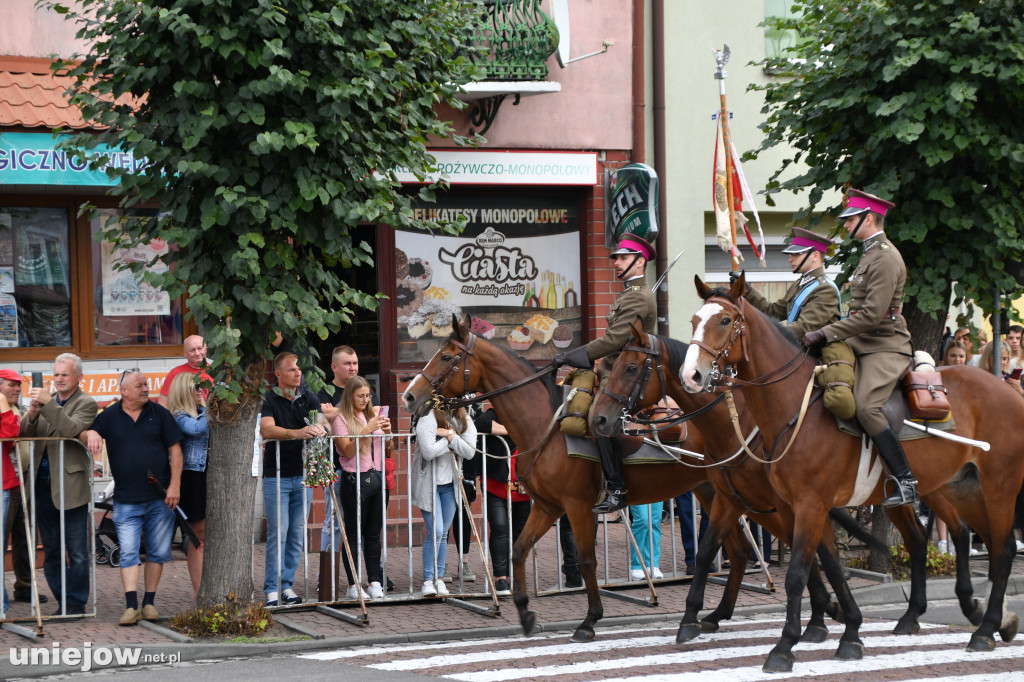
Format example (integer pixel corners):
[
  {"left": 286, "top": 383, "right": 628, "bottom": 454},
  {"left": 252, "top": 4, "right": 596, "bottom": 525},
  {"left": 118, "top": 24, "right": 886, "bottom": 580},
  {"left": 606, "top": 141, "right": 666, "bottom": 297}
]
[
  {"left": 395, "top": 248, "right": 409, "bottom": 280},
  {"left": 524, "top": 313, "right": 558, "bottom": 345},
  {"left": 552, "top": 325, "right": 574, "bottom": 348},
  {"left": 507, "top": 326, "right": 534, "bottom": 351},
  {"left": 400, "top": 312, "right": 431, "bottom": 339},
  {"left": 396, "top": 278, "right": 424, "bottom": 318},
  {"left": 470, "top": 317, "right": 495, "bottom": 339},
  {"left": 407, "top": 257, "right": 432, "bottom": 289}
]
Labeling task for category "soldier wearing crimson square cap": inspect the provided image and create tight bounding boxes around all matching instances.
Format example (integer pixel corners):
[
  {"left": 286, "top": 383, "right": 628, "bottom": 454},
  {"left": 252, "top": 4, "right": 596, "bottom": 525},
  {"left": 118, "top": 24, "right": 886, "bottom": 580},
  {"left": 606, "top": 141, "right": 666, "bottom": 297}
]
[
  {"left": 802, "top": 189, "right": 918, "bottom": 508},
  {"left": 739, "top": 227, "right": 841, "bottom": 338}
]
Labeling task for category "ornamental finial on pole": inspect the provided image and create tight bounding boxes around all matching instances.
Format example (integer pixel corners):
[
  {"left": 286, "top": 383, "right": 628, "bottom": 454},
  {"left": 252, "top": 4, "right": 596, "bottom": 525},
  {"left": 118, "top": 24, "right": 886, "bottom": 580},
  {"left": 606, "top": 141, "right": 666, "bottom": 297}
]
[{"left": 712, "top": 44, "right": 731, "bottom": 80}]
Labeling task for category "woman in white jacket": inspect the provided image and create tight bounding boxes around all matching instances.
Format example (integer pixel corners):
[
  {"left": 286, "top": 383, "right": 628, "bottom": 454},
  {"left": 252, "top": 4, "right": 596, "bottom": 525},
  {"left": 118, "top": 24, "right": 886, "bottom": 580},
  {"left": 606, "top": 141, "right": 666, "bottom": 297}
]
[{"left": 412, "top": 406, "right": 477, "bottom": 596}]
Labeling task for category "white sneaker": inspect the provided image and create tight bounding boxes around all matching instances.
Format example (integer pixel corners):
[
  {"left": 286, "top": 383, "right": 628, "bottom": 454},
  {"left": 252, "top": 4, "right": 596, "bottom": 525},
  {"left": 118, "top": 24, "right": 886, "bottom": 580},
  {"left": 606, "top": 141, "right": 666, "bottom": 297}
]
[
  {"left": 368, "top": 582, "right": 384, "bottom": 600},
  {"left": 434, "top": 579, "right": 450, "bottom": 596},
  {"left": 652, "top": 567, "right": 664, "bottom": 580},
  {"left": 346, "top": 584, "right": 369, "bottom": 600},
  {"left": 937, "top": 540, "right": 948, "bottom": 555},
  {"left": 265, "top": 591, "right": 279, "bottom": 607},
  {"left": 421, "top": 580, "right": 437, "bottom": 597},
  {"left": 970, "top": 547, "right": 981, "bottom": 556},
  {"left": 629, "top": 569, "right": 645, "bottom": 581},
  {"left": 282, "top": 588, "right": 302, "bottom": 605},
  {"left": 1016, "top": 540, "right": 1024, "bottom": 552}
]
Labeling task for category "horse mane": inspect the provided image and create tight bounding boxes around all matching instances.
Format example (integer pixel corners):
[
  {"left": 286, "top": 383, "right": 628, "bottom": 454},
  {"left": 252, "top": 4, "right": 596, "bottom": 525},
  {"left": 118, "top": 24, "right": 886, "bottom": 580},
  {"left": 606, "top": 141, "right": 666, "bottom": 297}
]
[
  {"left": 704, "top": 289, "right": 803, "bottom": 349},
  {"left": 489, "top": 338, "right": 562, "bottom": 413},
  {"left": 651, "top": 334, "right": 689, "bottom": 375}
]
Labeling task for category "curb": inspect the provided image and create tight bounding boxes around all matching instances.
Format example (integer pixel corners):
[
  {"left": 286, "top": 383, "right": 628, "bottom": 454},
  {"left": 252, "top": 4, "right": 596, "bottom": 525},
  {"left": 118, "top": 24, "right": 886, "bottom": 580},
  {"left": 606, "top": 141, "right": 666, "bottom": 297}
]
[{"left": 1, "top": 575, "right": 1019, "bottom": 679}]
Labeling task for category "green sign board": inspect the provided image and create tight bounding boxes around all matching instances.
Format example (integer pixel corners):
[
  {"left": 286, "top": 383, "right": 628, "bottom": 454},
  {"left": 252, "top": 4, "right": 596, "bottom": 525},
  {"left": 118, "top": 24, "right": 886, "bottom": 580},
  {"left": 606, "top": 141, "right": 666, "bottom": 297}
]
[{"left": 0, "top": 132, "right": 142, "bottom": 187}]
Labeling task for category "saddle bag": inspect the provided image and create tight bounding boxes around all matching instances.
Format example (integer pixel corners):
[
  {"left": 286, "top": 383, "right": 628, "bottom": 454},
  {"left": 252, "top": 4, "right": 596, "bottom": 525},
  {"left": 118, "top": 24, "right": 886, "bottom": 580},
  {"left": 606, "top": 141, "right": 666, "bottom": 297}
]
[
  {"left": 560, "top": 369, "right": 597, "bottom": 437},
  {"left": 816, "top": 340, "right": 856, "bottom": 420},
  {"left": 902, "top": 370, "right": 950, "bottom": 420}
]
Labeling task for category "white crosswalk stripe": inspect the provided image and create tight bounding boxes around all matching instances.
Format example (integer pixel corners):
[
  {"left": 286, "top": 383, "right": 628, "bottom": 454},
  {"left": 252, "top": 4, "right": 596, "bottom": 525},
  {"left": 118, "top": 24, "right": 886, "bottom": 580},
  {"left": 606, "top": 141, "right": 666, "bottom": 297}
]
[{"left": 298, "top": 616, "right": 1024, "bottom": 681}]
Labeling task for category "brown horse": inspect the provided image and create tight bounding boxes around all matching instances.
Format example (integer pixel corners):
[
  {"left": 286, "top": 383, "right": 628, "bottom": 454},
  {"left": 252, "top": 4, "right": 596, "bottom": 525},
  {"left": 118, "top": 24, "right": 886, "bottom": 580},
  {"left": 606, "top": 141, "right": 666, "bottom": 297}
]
[
  {"left": 681, "top": 275, "right": 1023, "bottom": 672},
  {"left": 590, "top": 319, "right": 981, "bottom": 646},
  {"left": 401, "top": 315, "right": 753, "bottom": 643}
]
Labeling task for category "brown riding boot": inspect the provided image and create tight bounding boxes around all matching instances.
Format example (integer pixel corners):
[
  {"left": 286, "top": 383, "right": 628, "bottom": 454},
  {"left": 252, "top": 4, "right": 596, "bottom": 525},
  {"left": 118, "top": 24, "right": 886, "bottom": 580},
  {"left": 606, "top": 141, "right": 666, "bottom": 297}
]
[{"left": 318, "top": 551, "right": 343, "bottom": 602}]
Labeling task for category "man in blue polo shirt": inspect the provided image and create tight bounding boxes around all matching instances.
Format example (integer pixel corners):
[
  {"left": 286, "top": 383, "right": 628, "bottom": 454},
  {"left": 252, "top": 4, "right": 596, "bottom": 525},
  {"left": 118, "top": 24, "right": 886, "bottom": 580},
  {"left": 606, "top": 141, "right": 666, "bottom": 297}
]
[{"left": 82, "top": 370, "right": 183, "bottom": 626}]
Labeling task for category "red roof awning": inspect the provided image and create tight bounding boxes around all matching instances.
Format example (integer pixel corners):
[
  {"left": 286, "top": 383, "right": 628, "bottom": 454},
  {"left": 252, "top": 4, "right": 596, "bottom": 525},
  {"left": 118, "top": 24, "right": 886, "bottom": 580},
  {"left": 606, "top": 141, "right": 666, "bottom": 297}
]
[{"left": 0, "top": 56, "right": 91, "bottom": 130}]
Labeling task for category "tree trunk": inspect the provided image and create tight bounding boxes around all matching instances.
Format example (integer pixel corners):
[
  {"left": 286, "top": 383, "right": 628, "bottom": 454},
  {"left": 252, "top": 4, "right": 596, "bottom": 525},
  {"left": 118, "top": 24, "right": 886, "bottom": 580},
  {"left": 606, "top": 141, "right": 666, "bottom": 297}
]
[
  {"left": 868, "top": 506, "right": 900, "bottom": 574},
  {"left": 903, "top": 282, "right": 951, "bottom": 360},
  {"left": 197, "top": 364, "right": 264, "bottom": 604}
]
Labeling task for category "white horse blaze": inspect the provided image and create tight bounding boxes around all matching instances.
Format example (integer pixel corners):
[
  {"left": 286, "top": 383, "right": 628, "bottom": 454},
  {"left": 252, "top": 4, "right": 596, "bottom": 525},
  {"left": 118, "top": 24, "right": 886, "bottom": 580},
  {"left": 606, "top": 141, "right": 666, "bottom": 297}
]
[{"left": 681, "top": 303, "right": 723, "bottom": 390}]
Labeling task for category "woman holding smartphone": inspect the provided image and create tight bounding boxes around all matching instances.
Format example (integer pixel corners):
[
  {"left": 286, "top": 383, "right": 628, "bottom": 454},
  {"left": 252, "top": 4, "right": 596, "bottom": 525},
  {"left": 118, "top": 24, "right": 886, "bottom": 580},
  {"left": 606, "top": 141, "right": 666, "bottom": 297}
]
[{"left": 332, "top": 376, "right": 391, "bottom": 600}]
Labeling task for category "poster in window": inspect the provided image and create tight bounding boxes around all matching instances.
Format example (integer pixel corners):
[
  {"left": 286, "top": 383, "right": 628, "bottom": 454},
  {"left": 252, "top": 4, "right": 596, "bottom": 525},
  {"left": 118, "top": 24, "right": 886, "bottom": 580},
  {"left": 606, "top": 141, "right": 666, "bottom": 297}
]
[
  {"left": 0, "top": 211, "right": 12, "bottom": 264},
  {"left": 14, "top": 221, "right": 67, "bottom": 287},
  {"left": 100, "top": 237, "right": 171, "bottom": 316},
  {"left": 0, "top": 267, "right": 13, "bottom": 293},
  {"left": 396, "top": 194, "right": 581, "bottom": 365},
  {"left": 0, "top": 293, "right": 16, "bottom": 347}
]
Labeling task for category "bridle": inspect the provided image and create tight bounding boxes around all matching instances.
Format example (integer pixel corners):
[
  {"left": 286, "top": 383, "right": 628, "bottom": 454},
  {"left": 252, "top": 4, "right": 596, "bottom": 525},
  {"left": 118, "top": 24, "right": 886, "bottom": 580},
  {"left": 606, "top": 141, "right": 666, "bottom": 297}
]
[
  {"left": 693, "top": 294, "right": 810, "bottom": 390},
  {"left": 601, "top": 332, "right": 726, "bottom": 435},
  {"left": 419, "top": 333, "right": 476, "bottom": 405}
]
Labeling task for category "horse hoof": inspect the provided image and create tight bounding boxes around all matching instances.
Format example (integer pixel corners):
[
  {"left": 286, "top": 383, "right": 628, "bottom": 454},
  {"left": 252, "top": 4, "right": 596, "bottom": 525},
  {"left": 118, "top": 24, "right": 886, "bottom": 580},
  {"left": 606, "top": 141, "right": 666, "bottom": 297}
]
[
  {"left": 999, "top": 614, "right": 1019, "bottom": 643},
  {"left": 676, "top": 622, "right": 701, "bottom": 643},
  {"left": 521, "top": 611, "right": 538, "bottom": 636},
  {"left": 698, "top": 619, "right": 720, "bottom": 633},
  {"left": 966, "top": 600, "right": 984, "bottom": 627},
  {"left": 835, "top": 640, "right": 864, "bottom": 660},
  {"left": 571, "top": 626, "right": 595, "bottom": 643},
  {"left": 800, "top": 624, "right": 828, "bottom": 643},
  {"left": 967, "top": 632, "right": 996, "bottom": 652},
  {"left": 892, "top": 617, "right": 920, "bottom": 635},
  {"left": 762, "top": 651, "right": 794, "bottom": 673}
]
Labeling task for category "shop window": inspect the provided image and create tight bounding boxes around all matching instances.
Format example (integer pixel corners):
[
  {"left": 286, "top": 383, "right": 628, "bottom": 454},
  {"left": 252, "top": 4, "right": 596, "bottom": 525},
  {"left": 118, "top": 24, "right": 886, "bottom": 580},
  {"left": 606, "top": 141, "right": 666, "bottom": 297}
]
[
  {"left": 0, "top": 207, "right": 72, "bottom": 348},
  {"left": 91, "top": 209, "right": 183, "bottom": 347},
  {"left": 764, "top": 0, "right": 803, "bottom": 60}
]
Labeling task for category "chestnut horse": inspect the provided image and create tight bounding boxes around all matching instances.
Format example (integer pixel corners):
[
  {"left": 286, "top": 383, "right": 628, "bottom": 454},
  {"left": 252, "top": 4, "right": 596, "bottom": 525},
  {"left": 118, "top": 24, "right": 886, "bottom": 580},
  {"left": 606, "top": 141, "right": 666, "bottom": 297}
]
[
  {"left": 401, "top": 315, "right": 753, "bottom": 643},
  {"left": 681, "top": 276, "right": 1023, "bottom": 672},
  {"left": 590, "top": 319, "right": 980, "bottom": 646}
]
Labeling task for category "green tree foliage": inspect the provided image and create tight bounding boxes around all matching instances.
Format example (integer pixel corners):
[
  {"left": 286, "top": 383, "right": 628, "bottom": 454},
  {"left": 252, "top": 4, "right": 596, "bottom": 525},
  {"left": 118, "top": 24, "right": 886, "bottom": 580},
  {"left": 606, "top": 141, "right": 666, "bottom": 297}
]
[
  {"left": 754, "top": 0, "right": 1024, "bottom": 345},
  {"left": 49, "top": 0, "right": 480, "bottom": 390},
  {"left": 45, "top": 0, "right": 482, "bottom": 601}
]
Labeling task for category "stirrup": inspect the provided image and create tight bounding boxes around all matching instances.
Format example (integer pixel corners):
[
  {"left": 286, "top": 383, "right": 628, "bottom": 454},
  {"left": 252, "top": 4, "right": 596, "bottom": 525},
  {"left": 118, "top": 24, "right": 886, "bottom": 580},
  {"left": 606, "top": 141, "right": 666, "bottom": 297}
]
[
  {"left": 593, "top": 488, "right": 627, "bottom": 514},
  {"left": 881, "top": 476, "right": 918, "bottom": 508}
]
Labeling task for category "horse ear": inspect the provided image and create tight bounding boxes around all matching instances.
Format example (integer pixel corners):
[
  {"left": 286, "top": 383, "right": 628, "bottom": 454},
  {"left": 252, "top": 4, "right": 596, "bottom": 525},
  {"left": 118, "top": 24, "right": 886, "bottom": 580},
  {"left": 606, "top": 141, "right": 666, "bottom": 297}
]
[
  {"left": 454, "top": 313, "right": 472, "bottom": 341},
  {"left": 729, "top": 271, "right": 747, "bottom": 299},
  {"left": 695, "top": 275, "right": 712, "bottom": 300},
  {"left": 630, "top": 316, "right": 644, "bottom": 343}
]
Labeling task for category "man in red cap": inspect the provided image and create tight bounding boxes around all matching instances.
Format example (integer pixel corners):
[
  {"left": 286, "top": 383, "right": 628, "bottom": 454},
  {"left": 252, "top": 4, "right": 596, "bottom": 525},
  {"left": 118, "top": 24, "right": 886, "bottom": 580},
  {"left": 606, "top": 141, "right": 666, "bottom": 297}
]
[
  {"left": 740, "top": 227, "right": 840, "bottom": 337},
  {"left": 803, "top": 189, "right": 917, "bottom": 507},
  {"left": 553, "top": 236, "right": 657, "bottom": 513}
]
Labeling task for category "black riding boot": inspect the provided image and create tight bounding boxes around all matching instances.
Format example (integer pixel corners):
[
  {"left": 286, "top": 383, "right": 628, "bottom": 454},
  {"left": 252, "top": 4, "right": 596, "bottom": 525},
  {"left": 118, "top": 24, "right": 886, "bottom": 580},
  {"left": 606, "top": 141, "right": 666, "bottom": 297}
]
[
  {"left": 593, "top": 437, "right": 627, "bottom": 513},
  {"left": 871, "top": 426, "right": 919, "bottom": 508}
]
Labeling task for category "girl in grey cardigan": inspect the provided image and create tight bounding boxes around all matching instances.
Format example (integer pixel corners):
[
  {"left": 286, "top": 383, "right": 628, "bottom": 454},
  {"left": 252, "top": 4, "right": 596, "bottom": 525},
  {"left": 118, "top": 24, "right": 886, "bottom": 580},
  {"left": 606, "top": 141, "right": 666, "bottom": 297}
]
[{"left": 411, "top": 407, "right": 476, "bottom": 596}]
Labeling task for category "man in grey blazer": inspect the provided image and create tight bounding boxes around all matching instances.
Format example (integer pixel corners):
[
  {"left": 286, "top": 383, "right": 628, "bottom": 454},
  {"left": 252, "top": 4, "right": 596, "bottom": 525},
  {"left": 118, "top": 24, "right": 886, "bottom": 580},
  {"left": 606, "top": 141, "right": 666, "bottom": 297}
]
[{"left": 21, "top": 353, "right": 98, "bottom": 615}]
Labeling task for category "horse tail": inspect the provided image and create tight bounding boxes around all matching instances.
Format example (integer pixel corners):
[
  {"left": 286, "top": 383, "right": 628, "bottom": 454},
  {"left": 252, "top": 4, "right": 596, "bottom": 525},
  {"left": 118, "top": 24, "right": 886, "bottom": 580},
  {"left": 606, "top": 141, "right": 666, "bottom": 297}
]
[{"left": 828, "top": 508, "right": 888, "bottom": 554}]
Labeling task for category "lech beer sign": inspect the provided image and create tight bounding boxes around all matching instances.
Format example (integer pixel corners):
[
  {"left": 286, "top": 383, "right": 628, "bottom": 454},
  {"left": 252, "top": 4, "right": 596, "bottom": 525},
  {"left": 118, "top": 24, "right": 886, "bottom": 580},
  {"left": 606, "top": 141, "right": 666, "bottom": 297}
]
[{"left": 607, "top": 163, "right": 659, "bottom": 248}]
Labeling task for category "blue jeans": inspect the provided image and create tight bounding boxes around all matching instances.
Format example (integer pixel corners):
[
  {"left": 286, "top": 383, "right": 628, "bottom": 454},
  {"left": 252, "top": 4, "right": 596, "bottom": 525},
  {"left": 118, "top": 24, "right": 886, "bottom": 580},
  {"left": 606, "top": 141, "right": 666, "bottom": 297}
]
[
  {"left": 35, "top": 477, "right": 91, "bottom": 609},
  {"left": 419, "top": 482, "right": 456, "bottom": 581},
  {"left": 263, "top": 475, "right": 311, "bottom": 595},
  {"left": 675, "top": 492, "right": 696, "bottom": 567},
  {"left": 112, "top": 498, "right": 175, "bottom": 566},
  {"left": 629, "top": 502, "right": 663, "bottom": 571}
]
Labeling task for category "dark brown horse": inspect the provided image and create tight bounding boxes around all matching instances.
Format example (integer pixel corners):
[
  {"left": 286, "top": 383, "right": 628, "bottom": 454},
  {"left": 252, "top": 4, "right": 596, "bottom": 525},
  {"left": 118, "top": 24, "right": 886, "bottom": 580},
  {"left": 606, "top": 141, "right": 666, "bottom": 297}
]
[
  {"left": 681, "top": 276, "right": 1023, "bottom": 672},
  {"left": 401, "top": 315, "right": 753, "bottom": 642},
  {"left": 590, "top": 319, "right": 981, "bottom": 646}
]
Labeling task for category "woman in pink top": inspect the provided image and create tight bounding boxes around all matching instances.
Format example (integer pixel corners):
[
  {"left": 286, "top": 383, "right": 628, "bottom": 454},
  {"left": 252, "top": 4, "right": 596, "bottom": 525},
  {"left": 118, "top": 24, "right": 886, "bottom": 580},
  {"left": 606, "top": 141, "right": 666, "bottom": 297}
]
[{"left": 332, "top": 376, "right": 392, "bottom": 600}]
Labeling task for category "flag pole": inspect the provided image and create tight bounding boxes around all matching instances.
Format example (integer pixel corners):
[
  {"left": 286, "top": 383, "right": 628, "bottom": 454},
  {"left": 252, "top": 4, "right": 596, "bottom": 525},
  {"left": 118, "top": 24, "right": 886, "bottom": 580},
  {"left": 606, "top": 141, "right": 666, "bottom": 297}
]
[{"left": 713, "top": 45, "right": 740, "bottom": 274}]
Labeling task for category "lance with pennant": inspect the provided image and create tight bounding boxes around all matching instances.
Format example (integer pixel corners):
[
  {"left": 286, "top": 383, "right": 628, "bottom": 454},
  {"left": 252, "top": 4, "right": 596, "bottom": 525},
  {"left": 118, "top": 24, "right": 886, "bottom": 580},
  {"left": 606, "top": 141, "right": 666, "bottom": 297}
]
[{"left": 713, "top": 44, "right": 740, "bottom": 274}]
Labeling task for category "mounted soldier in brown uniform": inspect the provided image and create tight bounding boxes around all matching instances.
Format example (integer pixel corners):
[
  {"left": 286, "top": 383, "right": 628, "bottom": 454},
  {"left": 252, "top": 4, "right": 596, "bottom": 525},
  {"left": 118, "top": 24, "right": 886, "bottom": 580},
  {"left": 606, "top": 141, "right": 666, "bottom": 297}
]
[{"left": 803, "top": 189, "right": 918, "bottom": 507}]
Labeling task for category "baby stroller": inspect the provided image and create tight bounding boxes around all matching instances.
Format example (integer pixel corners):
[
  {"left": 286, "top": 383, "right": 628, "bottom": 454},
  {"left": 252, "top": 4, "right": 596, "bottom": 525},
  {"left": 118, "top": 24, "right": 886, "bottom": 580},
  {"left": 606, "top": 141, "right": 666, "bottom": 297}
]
[{"left": 94, "top": 501, "right": 121, "bottom": 567}]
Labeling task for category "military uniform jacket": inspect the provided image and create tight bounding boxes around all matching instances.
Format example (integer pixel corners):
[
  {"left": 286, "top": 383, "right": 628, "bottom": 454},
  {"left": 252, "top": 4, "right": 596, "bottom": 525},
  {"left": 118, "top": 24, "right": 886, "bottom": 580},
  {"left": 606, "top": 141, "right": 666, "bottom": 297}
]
[
  {"left": 819, "top": 234, "right": 912, "bottom": 357},
  {"left": 585, "top": 278, "right": 657, "bottom": 381},
  {"left": 745, "top": 266, "right": 840, "bottom": 338}
]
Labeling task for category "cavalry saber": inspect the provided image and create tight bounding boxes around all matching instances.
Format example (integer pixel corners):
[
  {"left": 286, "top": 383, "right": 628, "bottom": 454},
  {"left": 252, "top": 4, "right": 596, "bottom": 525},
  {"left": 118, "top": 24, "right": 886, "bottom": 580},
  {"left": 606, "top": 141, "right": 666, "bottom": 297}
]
[
  {"left": 652, "top": 249, "right": 685, "bottom": 292},
  {"left": 901, "top": 420, "right": 991, "bottom": 451}
]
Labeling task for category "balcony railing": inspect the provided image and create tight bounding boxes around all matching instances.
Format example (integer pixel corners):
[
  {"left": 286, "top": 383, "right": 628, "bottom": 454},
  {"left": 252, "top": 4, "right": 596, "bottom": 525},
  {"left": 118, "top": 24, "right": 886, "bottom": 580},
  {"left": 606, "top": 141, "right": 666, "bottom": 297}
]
[{"left": 468, "top": 0, "right": 559, "bottom": 82}]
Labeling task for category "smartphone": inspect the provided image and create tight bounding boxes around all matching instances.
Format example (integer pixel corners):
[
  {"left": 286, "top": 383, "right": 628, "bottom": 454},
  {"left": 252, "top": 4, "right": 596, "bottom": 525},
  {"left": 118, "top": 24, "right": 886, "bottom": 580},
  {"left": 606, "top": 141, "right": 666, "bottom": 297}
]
[
  {"left": 1009, "top": 368, "right": 1022, "bottom": 381},
  {"left": 379, "top": 405, "right": 390, "bottom": 419},
  {"left": 31, "top": 371, "right": 43, "bottom": 388}
]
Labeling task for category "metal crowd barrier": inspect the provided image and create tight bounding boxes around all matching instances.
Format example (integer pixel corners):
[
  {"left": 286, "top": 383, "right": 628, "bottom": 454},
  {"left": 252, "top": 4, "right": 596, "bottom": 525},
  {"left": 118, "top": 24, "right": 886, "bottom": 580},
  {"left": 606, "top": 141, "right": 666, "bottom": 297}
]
[
  {"left": 257, "top": 429, "right": 718, "bottom": 620},
  {"left": 0, "top": 436, "right": 99, "bottom": 639}
]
